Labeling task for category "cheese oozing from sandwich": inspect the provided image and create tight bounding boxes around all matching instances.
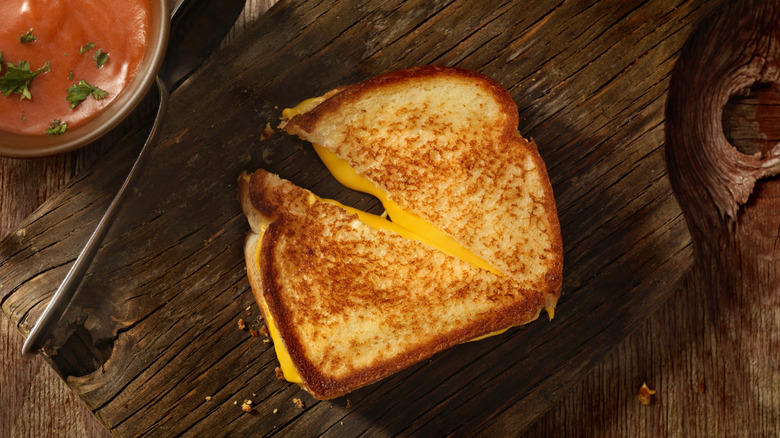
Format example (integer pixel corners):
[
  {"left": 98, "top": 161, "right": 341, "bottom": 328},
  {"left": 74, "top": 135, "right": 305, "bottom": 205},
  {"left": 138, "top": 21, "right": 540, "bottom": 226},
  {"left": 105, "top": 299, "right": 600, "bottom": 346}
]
[{"left": 252, "top": 225, "right": 303, "bottom": 383}]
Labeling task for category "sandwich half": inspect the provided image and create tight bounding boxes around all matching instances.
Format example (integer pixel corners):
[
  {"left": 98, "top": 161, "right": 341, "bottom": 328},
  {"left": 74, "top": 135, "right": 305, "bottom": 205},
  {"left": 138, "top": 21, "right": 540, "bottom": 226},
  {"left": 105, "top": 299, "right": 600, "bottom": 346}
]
[
  {"left": 239, "top": 65, "right": 563, "bottom": 399},
  {"left": 239, "top": 170, "right": 552, "bottom": 400}
]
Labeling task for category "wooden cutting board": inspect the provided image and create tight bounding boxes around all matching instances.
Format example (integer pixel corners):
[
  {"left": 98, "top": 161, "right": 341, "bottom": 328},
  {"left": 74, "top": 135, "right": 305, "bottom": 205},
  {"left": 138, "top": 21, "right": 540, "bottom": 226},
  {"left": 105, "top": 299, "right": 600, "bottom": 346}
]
[{"left": 0, "top": 0, "right": 722, "bottom": 435}]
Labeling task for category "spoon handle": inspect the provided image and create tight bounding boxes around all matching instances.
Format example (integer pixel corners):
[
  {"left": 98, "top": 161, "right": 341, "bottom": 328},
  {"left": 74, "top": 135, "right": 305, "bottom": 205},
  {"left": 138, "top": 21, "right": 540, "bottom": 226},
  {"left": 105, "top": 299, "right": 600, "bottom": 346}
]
[{"left": 22, "top": 77, "right": 171, "bottom": 355}]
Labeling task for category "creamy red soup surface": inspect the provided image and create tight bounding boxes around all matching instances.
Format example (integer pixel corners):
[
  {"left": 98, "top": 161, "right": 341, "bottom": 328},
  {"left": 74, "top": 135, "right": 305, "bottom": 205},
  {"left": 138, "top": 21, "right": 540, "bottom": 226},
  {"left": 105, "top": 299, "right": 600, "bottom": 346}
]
[{"left": 0, "top": 0, "right": 151, "bottom": 136}]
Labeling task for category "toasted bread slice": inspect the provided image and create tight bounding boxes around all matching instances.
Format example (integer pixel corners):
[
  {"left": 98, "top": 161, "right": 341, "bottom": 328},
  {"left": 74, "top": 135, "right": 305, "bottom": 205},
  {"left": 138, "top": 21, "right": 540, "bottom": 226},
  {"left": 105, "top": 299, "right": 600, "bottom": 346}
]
[
  {"left": 239, "top": 170, "right": 548, "bottom": 400},
  {"left": 281, "top": 65, "right": 562, "bottom": 310}
]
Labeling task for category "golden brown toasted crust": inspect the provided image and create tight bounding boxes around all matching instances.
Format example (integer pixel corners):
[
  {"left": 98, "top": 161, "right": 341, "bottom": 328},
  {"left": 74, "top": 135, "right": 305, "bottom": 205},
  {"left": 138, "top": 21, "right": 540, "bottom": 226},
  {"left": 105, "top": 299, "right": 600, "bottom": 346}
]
[
  {"left": 239, "top": 169, "right": 546, "bottom": 399},
  {"left": 282, "top": 65, "right": 562, "bottom": 310}
]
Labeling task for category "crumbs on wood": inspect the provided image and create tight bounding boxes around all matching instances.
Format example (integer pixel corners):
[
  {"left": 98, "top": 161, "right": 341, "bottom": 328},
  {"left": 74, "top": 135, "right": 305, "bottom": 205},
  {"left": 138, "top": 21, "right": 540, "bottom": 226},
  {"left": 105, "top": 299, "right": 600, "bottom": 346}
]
[{"left": 637, "top": 382, "right": 656, "bottom": 405}]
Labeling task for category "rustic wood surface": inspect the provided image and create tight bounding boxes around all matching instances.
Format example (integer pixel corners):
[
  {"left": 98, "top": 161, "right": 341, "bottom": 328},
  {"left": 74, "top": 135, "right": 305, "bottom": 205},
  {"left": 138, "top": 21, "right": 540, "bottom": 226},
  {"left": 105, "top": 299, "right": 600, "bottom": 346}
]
[
  {"left": 663, "top": 1, "right": 780, "bottom": 434},
  {"left": 4, "top": 0, "right": 776, "bottom": 436}
]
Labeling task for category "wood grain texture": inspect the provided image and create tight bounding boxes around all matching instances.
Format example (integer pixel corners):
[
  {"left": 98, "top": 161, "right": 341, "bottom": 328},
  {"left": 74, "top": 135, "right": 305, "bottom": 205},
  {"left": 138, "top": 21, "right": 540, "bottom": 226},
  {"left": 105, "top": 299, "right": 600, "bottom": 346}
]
[
  {"left": 0, "top": 68, "right": 140, "bottom": 437},
  {"left": 664, "top": 0, "right": 780, "bottom": 434},
  {"left": 0, "top": 0, "right": 737, "bottom": 436},
  {"left": 524, "top": 4, "right": 780, "bottom": 433},
  {"left": 0, "top": 1, "right": 268, "bottom": 437},
  {"left": 0, "top": 62, "right": 152, "bottom": 438}
]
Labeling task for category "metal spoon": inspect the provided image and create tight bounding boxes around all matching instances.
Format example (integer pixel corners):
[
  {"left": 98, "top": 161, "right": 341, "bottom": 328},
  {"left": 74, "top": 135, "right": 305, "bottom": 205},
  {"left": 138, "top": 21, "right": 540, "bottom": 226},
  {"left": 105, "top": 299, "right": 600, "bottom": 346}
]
[{"left": 22, "top": 0, "right": 248, "bottom": 354}]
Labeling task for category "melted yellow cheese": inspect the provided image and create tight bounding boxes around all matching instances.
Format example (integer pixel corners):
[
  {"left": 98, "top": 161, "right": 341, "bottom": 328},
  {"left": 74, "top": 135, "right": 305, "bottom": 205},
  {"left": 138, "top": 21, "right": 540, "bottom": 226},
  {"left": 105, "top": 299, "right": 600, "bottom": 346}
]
[
  {"left": 254, "top": 226, "right": 303, "bottom": 384},
  {"left": 281, "top": 94, "right": 334, "bottom": 121}
]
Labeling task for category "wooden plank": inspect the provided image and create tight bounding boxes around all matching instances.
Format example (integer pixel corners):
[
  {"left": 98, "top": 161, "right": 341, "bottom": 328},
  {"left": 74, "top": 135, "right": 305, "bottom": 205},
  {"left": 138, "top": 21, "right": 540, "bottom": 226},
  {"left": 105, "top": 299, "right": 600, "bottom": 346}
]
[{"left": 0, "top": 0, "right": 722, "bottom": 435}]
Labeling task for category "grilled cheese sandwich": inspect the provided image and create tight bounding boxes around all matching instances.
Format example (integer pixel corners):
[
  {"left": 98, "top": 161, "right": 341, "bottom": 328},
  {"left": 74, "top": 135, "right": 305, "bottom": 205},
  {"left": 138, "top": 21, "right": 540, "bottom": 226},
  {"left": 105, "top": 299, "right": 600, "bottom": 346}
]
[{"left": 240, "top": 65, "right": 562, "bottom": 399}]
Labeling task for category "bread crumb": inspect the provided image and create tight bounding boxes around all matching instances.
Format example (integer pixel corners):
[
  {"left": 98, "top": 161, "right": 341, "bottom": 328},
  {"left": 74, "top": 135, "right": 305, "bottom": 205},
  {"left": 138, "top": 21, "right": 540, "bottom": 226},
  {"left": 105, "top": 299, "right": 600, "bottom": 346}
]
[
  {"left": 246, "top": 306, "right": 251, "bottom": 311},
  {"left": 260, "top": 325, "right": 269, "bottom": 336},
  {"left": 241, "top": 401, "right": 253, "bottom": 413},
  {"left": 233, "top": 401, "right": 238, "bottom": 405},
  {"left": 273, "top": 408, "right": 278, "bottom": 414},
  {"left": 346, "top": 399, "right": 351, "bottom": 409},
  {"left": 205, "top": 396, "right": 212, "bottom": 401},
  {"left": 638, "top": 382, "right": 656, "bottom": 405},
  {"left": 275, "top": 367, "right": 285, "bottom": 380},
  {"left": 293, "top": 398, "right": 305, "bottom": 409},
  {"left": 260, "top": 122, "right": 274, "bottom": 141},
  {"left": 250, "top": 328, "right": 260, "bottom": 338},
  {"left": 238, "top": 318, "right": 246, "bottom": 330},
  {"left": 42, "top": 344, "right": 59, "bottom": 357},
  {"left": 263, "top": 338, "right": 271, "bottom": 344}
]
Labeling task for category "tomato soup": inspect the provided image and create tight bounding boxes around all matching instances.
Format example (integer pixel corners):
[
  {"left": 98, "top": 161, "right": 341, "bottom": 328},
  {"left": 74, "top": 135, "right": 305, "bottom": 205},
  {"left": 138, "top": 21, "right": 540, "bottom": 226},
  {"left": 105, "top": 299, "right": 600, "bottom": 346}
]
[{"left": 0, "top": 0, "right": 151, "bottom": 136}]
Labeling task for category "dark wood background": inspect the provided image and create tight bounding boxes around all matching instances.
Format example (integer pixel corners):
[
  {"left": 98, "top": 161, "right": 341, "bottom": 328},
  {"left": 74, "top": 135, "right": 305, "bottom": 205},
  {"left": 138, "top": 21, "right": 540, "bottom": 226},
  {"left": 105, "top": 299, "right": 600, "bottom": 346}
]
[{"left": 3, "top": 0, "right": 777, "bottom": 436}]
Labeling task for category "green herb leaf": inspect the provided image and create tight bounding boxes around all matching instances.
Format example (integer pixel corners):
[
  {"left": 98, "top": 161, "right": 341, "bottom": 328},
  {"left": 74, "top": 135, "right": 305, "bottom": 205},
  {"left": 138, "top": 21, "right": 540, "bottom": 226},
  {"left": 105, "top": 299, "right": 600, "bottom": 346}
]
[
  {"left": 0, "top": 60, "right": 50, "bottom": 100},
  {"left": 20, "top": 111, "right": 25, "bottom": 122},
  {"left": 80, "top": 42, "right": 95, "bottom": 54},
  {"left": 66, "top": 79, "right": 107, "bottom": 109},
  {"left": 68, "top": 69, "right": 73, "bottom": 80},
  {"left": 0, "top": 51, "right": 4, "bottom": 69},
  {"left": 19, "top": 29, "right": 37, "bottom": 44},
  {"left": 46, "top": 120, "right": 67, "bottom": 136},
  {"left": 94, "top": 49, "right": 108, "bottom": 68}
]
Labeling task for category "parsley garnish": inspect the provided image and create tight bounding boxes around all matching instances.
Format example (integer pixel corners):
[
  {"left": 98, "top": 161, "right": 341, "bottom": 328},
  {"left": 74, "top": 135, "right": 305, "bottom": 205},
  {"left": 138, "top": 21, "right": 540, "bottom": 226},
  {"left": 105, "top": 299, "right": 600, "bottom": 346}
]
[
  {"left": 80, "top": 42, "right": 95, "bottom": 54},
  {"left": 66, "top": 80, "right": 107, "bottom": 109},
  {"left": 68, "top": 69, "right": 73, "bottom": 80},
  {"left": 0, "top": 60, "right": 50, "bottom": 100},
  {"left": 20, "top": 111, "right": 25, "bottom": 121},
  {"left": 79, "top": 43, "right": 108, "bottom": 68},
  {"left": 94, "top": 49, "right": 108, "bottom": 68},
  {"left": 0, "top": 52, "right": 4, "bottom": 69},
  {"left": 20, "top": 29, "right": 37, "bottom": 44},
  {"left": 46, "top": 120, "right": 67, "bottom": 136}
]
